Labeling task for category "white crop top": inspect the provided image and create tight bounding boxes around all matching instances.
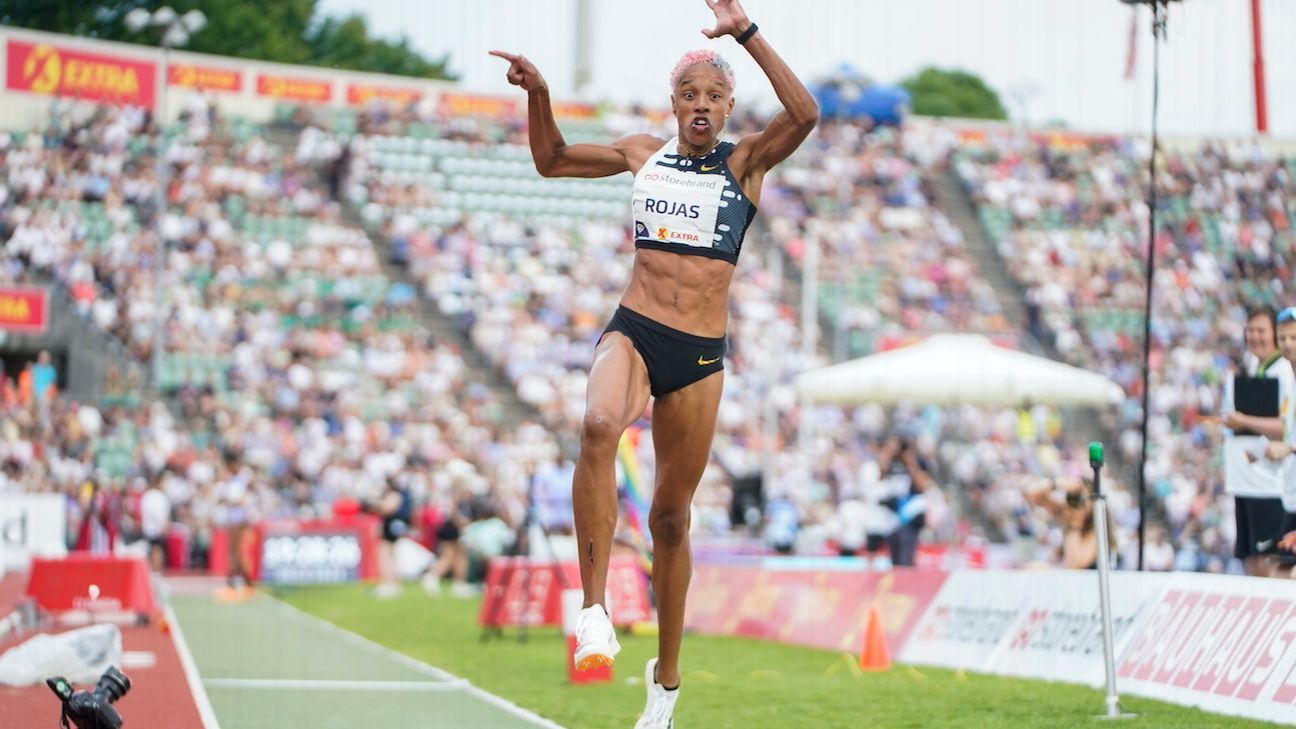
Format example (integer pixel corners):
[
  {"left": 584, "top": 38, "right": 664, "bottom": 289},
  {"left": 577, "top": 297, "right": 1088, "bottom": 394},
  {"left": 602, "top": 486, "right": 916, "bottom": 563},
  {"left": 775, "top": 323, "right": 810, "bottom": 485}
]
[{"left": 630, "top": 137, "right": 757, "bottom": 265}]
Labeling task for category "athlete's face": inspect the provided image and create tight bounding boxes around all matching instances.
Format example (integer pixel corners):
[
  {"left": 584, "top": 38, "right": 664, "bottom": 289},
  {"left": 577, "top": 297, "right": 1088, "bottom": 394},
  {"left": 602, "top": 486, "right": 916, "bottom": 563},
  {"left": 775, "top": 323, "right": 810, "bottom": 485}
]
[
  {"left": 1245, "top": 314, "right": 1277, "bottom": 359},
  {"left": 671, "top": 64, "right": 734, "bottom": 150}
]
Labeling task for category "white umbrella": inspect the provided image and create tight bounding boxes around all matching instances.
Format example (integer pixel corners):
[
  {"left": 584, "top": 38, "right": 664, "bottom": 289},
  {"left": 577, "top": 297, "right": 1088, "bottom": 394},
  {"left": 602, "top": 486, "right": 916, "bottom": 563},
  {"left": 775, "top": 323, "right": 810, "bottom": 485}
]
[{"left": 794, "top": 334, "right": 1125, "bottom": 407}]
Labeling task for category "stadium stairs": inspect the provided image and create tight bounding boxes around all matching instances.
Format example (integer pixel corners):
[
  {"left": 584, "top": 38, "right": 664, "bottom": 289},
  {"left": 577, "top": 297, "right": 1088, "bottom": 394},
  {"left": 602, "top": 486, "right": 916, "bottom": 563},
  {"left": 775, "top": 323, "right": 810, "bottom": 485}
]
[
  {"left": 0, "top": 276, "right": 147, "bottom": 404},
  {"left": 933, "top": 167, "right": 1118, "bottom": 465},
  {"left": 335, "top": 200, "right": 544, "bottom": 433},
  {"left": 259, "top": 124, "right": 544, "bottom": 438}
]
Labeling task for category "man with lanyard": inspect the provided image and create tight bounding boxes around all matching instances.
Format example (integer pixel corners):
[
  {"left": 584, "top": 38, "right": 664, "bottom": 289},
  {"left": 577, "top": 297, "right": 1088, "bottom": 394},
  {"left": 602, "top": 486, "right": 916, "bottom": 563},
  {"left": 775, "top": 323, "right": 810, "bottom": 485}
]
[
  {"left": 1261, "top": 307, "right": 1296, "bottom": 574},
  {"left": 1222, "top": 306, "right": 1294, "bottom": 577}
]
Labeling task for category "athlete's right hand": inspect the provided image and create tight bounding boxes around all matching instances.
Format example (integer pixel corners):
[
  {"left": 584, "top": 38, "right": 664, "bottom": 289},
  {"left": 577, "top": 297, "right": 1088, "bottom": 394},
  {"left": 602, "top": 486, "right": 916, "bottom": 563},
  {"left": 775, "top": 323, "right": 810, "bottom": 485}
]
[{"left": 489, "top": 50, "right": 546, "bottom": 93}]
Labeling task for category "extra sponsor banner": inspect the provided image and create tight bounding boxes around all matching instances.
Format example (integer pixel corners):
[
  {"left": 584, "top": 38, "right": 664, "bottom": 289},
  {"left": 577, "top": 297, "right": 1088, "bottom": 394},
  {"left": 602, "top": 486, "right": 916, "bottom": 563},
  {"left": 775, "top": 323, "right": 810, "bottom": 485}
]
[
  {"left": 168, "top": 63, "right": 241, "bottom": 93},
  {"left": 6, "top": 40, "right": 155, "bottom": 107},
  {"left": 686, "top": 560, "right": 948, "bottom": 654},
  {"left": 437, "top": 92, "right": 519, "bottom": 119},
  {"left": 256, "top": 73, "right": 331, "bottom": 103},
  {"left": 346, "top": 83, "right": 421, "bottom": 106},
  {"left": 0, "top": 286, "right": 49, "bottom": 334},
  {"left": 0, "top": 493, "right": 68, "bottom": 569},
  {"left": 900, "top": 570, "right": 1168, "bottom": 686},
  {"left": 1117, "top": 572, "right": 1296, "bottom": 724}
]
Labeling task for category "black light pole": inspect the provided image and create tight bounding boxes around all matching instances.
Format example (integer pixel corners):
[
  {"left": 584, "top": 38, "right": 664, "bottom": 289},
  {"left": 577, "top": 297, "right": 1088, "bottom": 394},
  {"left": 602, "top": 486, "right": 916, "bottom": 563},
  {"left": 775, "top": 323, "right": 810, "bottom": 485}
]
[{"left": 1120, "top": 0, "right": 1179, "bottom": 572}]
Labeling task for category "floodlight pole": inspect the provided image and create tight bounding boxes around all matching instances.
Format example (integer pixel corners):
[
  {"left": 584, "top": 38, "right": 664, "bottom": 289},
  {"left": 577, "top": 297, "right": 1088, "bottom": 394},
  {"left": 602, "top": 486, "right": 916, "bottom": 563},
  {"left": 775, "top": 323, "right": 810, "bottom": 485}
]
[{"left": 1124, "top": 0, "right": 1172, "bottom": 574}]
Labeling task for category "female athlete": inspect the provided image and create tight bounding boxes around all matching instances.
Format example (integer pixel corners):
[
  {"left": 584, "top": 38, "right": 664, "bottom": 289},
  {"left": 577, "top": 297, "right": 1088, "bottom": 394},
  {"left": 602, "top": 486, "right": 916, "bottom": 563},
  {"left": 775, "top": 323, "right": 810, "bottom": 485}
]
[{"left": 492, "top": 1, "right": 816, "bottom": 724}]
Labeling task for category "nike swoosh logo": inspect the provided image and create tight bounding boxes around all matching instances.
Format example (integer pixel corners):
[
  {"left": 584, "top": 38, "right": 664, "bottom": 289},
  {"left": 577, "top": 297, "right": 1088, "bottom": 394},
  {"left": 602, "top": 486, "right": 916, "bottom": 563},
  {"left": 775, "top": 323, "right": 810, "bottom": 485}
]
[
  {"left": 700, "top": 163, "right": 719, "bottom": 172},
  {"left": 697, "top": 355, "right": 721, "bottom": 366}
]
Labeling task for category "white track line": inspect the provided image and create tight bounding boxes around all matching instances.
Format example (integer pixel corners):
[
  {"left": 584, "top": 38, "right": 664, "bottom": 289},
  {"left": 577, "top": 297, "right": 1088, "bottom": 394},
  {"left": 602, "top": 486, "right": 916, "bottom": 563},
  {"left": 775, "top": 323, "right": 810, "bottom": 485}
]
[
  {"left": 164, "top": 601, "right": 222, "bottom": 729},
  {"left": 266, "top": 597, "right": 567, "bottom": 729},
  {"left": 204, "top": 678, "right": 467, "bottom": 692}
]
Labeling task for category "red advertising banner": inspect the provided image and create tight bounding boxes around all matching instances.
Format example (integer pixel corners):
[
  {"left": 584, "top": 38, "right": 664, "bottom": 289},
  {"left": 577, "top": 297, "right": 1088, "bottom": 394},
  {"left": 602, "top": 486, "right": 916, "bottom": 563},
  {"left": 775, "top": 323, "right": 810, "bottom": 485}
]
[
  {"left": 1118, "top": 588, "right": 1296, "bottom": 712},
  {"left": 169, "top": 63, "right": 241, "bottom": 92},
  {"left": 437, "top": 92, "right": 519, "bottom": 119},
  {"left": 256, "top": 73, "right": 331, "bottom": 103},
  {"left": 346, "top": 83, "right": 421, "bottom": 106},
  {"left": 686, "top": 562, "right": 948, "bottom": 655},
  {"left": 26, "top": 554, "right": 156, "bottom": 615},
  {"left": 479, "top": 557, "right": 651, "bottom": 630},
  {"left": 6, "top": 40, "right": 156, "bottom": 107},
  {"left": 0, "top": 286, "right": 49, "bottom": 334}
]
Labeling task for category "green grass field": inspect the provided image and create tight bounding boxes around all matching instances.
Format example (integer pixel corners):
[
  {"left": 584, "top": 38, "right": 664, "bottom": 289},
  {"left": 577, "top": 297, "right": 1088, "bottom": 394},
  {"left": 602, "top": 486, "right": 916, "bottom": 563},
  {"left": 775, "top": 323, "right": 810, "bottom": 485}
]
[{"left": 277, "top": 584, "right": 1285, "bottom": 729}]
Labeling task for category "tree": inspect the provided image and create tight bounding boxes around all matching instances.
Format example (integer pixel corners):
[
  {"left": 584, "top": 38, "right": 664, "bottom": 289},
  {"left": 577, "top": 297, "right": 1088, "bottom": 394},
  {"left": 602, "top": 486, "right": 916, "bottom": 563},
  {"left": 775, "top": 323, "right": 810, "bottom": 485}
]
[
  {"left": 900, "top": 67, "right": 1008, "bottom": 121},
  {"left": 0, "top": 0, "right": 454, "bottom": 80}
]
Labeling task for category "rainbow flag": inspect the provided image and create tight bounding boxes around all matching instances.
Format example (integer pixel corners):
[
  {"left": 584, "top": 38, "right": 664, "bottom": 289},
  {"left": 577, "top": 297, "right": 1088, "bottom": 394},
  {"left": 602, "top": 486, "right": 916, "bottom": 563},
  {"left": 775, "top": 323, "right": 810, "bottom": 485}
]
[{"left": 617, "top": 428, "right": 653, "bottom": 575}]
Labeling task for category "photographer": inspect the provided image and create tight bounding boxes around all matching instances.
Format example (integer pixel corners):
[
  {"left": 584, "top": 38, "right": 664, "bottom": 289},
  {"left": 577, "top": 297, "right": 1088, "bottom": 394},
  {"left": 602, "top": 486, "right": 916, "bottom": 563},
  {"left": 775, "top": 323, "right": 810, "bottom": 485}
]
[
  {"left": 1026, "top": 475, "right": 1114, "bottom": 570},
  {"left": 876, "top": 436, "right": 933, "bottom": 567}
]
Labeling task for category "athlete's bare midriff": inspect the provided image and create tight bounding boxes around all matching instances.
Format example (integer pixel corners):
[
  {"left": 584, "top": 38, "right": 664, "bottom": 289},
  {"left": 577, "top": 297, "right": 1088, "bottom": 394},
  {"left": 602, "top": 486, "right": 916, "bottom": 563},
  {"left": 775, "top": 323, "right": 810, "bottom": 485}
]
[{"left": 619, "top": 248, "right": 734, "bottom": 338}]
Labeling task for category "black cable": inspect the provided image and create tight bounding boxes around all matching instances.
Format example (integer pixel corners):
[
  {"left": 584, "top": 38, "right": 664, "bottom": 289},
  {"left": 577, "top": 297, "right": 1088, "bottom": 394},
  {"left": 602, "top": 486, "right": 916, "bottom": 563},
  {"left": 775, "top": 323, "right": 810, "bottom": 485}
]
[{"left": 1136, "top": 1, "right": 1168, "bottom": 572}]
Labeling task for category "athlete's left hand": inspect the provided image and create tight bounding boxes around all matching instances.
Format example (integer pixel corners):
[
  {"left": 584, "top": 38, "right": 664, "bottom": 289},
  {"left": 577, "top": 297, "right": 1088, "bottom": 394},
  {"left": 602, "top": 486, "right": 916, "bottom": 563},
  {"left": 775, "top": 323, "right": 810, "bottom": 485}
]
[{"left": 701, "top": 0, "right": 752, "bottom": 40}]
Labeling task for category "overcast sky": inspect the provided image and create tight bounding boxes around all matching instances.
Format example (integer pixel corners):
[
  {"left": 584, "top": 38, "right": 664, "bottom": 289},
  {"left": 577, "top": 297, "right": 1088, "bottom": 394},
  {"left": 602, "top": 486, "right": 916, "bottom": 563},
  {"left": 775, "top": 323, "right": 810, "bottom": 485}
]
[{"left": 319, "top": 0, "right": 1296, "bottom": 138}]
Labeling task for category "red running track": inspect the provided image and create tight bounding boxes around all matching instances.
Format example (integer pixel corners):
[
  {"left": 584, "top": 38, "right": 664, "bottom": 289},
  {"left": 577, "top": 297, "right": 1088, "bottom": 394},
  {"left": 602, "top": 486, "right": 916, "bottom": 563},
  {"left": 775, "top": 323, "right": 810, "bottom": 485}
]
[{"left": 0, "top": 572, "right": 206, "bottom": 729}]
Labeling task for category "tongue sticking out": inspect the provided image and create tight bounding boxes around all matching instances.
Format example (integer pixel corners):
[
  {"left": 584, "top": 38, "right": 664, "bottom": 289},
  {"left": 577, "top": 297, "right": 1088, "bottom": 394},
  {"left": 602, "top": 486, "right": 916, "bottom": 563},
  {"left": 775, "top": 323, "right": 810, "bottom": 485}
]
[{"left": 690, "top": 118, "right": 710, "bottom": 133}]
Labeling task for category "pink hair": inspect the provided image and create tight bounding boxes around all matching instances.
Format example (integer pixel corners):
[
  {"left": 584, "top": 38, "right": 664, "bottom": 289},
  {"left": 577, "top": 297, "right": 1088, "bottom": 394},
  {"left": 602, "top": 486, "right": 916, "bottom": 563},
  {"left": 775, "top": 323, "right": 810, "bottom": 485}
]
[{"left": 669, "top": 50, "right": 735, "bottom": 92}]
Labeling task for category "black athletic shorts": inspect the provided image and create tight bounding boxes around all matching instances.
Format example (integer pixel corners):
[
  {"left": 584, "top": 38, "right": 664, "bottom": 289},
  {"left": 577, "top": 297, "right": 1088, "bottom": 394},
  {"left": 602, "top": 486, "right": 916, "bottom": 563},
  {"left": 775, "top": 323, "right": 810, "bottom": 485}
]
[
  {"left": 436, "top": 520, "right": 461, "bottom": 544},
  {"left": 1234, "top": 496, "right": 1292, "bottom": 558},
  {"left": 601, "top": 306, "right": 726, "bottom": 397},
  {"left": 382, "top": 517, "right": 408, "bottom": 543}
]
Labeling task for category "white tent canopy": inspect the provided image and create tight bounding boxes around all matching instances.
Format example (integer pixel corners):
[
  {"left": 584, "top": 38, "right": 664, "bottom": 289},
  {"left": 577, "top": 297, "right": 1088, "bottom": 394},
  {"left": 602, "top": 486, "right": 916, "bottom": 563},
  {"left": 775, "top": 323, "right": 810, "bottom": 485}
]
[{"left": 794, "top": 334, "right": 1125, "bottom": 408}]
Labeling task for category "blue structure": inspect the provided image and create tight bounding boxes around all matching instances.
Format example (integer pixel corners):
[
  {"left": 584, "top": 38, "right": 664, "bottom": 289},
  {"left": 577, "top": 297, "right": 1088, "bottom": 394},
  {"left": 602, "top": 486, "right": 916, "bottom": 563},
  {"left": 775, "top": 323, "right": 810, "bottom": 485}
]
[{"left": 811, "top": 65, "right": 910, "bottom": 126}]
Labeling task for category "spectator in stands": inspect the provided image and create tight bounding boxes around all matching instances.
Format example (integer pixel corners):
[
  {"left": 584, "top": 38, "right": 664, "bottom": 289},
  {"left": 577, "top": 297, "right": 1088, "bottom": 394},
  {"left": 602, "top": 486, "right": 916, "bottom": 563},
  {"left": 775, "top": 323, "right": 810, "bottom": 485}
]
[
  {"left": 31, "top": 351, "right": 56, "bottom": 403},
  {"left": 1143, "top": 525, "right": 1175, "bottom": 572},
  {"left": 1222, "top": 305, "right": 1293, "bottom": 577}
]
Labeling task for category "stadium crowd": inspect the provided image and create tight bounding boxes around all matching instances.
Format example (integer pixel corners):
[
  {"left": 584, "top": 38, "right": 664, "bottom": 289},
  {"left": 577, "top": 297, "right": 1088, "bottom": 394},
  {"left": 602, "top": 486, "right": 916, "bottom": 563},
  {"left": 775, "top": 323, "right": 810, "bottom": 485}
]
[
  {"left": 3, "top": 92, "right": 1291, "bottom": 580},
  {"left": 956, "top": 131, "right": 1296, "bottom": 572}
]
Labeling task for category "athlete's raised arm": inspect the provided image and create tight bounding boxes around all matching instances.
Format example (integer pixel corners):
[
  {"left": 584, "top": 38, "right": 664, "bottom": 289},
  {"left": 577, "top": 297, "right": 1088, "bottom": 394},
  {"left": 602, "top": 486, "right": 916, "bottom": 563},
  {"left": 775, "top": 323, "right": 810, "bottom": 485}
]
[
  {"left": 701, "top": 0, "right": 818, "bottom": 178},
  {"left": 490, "top": 50, "right": 658, "bottom": 178}
]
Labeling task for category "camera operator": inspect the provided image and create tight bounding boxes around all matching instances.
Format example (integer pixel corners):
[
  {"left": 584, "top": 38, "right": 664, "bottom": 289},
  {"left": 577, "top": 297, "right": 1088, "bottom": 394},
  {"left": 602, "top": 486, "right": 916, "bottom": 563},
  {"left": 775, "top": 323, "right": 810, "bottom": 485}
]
[
  {"left": 1026, "top": 475, "right": 1114, "bottom": 570},
  {"left": 876, "top": 435, "right": 933, "bottom": 567},
  {"left": 1220, "top": 305, "right": 1294, "bottom": 577}
]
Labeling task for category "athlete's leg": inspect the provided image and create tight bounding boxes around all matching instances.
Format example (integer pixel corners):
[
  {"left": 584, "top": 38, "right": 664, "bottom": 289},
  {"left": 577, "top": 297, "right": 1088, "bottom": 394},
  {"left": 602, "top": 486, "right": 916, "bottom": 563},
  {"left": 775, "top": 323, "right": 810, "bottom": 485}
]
[
  {"left": 647, "top": 370, "right": 724, "bottom": 689},
  {"left": 574, "top": 332, "right": 651, "bottom": 608}
]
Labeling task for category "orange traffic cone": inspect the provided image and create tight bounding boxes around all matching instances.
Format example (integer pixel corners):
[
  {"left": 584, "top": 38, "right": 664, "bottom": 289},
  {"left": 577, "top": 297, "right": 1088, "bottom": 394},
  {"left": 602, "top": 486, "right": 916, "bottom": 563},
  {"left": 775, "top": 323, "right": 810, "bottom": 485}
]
[{"left": 858, "top": 605, "right": 891, "bottom": 672}]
